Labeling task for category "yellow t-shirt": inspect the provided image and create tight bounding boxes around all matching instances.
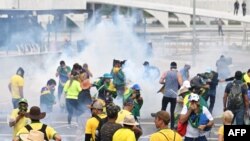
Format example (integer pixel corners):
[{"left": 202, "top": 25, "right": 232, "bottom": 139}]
[
  {"left": 243, "top": 73, "right": 250, "bottom": 83},
  {"left": 16, "top": 122, "right": 57, "bottom": 140},
  {"left": 10, "top": 75, "right": 24, "bottom": 99},
  {"left": 115, "top": 109, "right": 132, "bottom": 123},
  {"left": 150, "top": 129, "right": 183, "bottom": 141},
  {"left": 218, "top": 125, "right": 224, "bottom": 136},
  {"left": 63, "top": 80, "right": 82, "bottom": 99},
  {"left": 112, "top": 128, "right": 136, "bottom": 141},
  {"left": 10, "top": 109, "right": 30, "bottom": 138},
  {"left": 85, "top": 114, "right": 107, "bottom": 141},
  {"left": 183, "top": 94, "right": 190, "bottom": 106}
]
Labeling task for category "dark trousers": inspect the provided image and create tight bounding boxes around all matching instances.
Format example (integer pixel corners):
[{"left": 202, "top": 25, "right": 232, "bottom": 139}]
[
  {"left": 66, "top": 99, "right": 78, "bottom": 124},
  {"left": 185, "top": 136, "right": 207, "bottom": 141},
  {"left": 231, "top": 108, "right": 245, "bottom": 125},
  {"left": 243, "top": 8, "right": 246, "bottom": 16},
  {"left": 234, "top": 8, "right": 238, "bottom": 15},
  {"left": 204, "top": 89, "right": 216, "bottom": 114},
  {"left": 161, "top": 97, "right": 176, "bottom": 129},
  {"left": 218, "top": 26, "right": 223, "bottom": 36}
]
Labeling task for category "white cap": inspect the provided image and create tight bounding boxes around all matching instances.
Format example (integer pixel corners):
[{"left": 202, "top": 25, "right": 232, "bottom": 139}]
[{"left": 189, "top": 93, "right": 200, "bottom": 102}]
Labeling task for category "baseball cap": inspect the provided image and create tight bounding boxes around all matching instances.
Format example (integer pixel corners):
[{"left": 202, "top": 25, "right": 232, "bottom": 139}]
[
  {"left": 131, "top": 84, "right": 141, "bottom": 91},
  {"left": 151, "top": 111, "right": 170, "bottom": 124},
  {"left": 189, "top": 93, "right": 200, "bottom": 102},
  {"left": 19, "top": 98, "right": 28, "bottom": 104}
]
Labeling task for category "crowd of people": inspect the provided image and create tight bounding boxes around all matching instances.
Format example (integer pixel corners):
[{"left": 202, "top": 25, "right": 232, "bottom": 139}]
[{"left": 7, "top": 55, "right": 250, "bottom": 141}]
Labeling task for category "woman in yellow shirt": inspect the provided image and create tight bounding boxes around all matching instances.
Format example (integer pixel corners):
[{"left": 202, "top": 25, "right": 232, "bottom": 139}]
[{"left": 63, "top": 71, "right": 82, "bottom": 126}]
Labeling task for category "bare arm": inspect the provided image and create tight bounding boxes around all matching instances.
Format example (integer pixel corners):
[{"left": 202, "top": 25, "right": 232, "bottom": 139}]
[
  {"left": 9, "top": 114, "right": 23, "bottom": 127},
  {"left": 218, "top": 134, "right": 223, "bottom": 141},
  {"left": 159, "top": 72, "right": 167, "bottom": 84},
  {"left": 177, "top": 72, "right": 183, "bottom": 86},
  {"left": 19, "top": 86, "right": 23, "bottom": 98},
  {"left": 243, "top": 94, "right": 249, "bottom": 111},
  {"left": 54, "top": 134, "right": 62, "bottom": 141},
  {"left": 179, "top": 108, "right": 193, "bottom": 124},
  {"left": 8, "top": 83, "right": 12, "bottom": 93},
  {"left": 223, "top": 92, "right": 228, "bottom": 111},
  {"left": 206, "top": 120, "right": 214, "bottom": 128},
  {"left": 13, "top": 136, "right": 20, "bottom": 141}
]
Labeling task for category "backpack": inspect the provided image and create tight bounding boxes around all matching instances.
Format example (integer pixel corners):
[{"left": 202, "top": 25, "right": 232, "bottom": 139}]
[
  {"left": 227, "top": 82, "right": 244, "bottom": 110},
  {"left": 94, "top": 115, "right": 108, "bottom": 141},
  {"left": 24, "top": 124, "right": 49, "bottom": 141}
]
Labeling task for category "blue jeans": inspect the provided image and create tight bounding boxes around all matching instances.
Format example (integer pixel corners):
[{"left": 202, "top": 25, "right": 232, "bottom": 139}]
[
  {"left": 57, "top": 84, "right": 63, "bottom": 101},
  {"left": 66, "top": 99, "right": 79, "bottom": 124},
  {"left": 185, "top": 136, "right": 207, "bottom": 141},
  {"left": 12, "top": 98, "right": 21, "bottom": 109}
]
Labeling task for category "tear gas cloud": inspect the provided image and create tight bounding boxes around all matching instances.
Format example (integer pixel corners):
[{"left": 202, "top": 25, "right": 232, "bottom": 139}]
[
  {"left": 1, "top": 6, "right": 250, "bottom": 141},
  {"left": 0, "top": 9, "right": 159, "bottom": 122}
]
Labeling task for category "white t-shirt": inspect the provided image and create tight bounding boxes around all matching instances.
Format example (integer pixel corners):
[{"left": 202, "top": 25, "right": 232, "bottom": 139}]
[{"left": 180, "top": 105, "right": 213, "bottom": 138}]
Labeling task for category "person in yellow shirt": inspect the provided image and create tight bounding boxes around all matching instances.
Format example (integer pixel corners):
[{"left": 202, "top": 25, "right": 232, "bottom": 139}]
[
  {"left": 116, "top": 98, "right": 134, "bottom": 123},
  {"left": 8, "top": 67, "right": 25, "bottom": 108},
  {"left": 243, "top": 69, "right": 250, "bottom": 84},
  {"left": 13, "top": 106, "right": 61, "bottom": 141},
  {"left": 9, "top": 98, "right": 30, "bottom": 139},
  {"left": 116, "top": 98, "right": 142, "bottom": 140},
  {"left": 85, "top": 100, "right": 107, "bottom": 141},
  {"left": 150, "top": 111, "right": 182, "bottom": 141},
  {"left": 113, "top": 115, "right": 138, "bottom": 141},
  {"left": 218, "top": 110, "right": 234, "bottom": 141},
  {"left": 63, "top": 71, "right": 82, "bottom": 126}
]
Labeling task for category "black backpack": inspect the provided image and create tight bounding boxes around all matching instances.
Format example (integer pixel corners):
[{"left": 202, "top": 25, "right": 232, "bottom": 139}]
[
  {"left": 25, "top": 124, "right": 49, "bottom": 141},
  {"left": 94, "top": 115, "right": 108, "bottom": 141},
  {"left": 227, "top": 81, "right": 244, "bottom": 110}
]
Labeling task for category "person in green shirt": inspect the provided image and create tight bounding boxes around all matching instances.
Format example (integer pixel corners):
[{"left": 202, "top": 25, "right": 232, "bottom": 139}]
[
  {"left": 93, "top": 73, "right": 117, "bottom": 101},
  {"left": 56, "top": 60, "right": 71, "bottom": 105},
  {"left": 130, "top": 84, "right": 143, "bottom": 121}
]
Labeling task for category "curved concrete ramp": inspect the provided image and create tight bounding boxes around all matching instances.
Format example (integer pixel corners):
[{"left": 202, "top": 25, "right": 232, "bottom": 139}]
[{"left": 87, "top": 0, "right": 250, "bottom": 23}]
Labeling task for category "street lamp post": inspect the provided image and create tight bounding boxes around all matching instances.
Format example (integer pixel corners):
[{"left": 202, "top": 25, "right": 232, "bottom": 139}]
[{"left": 192, "top": 0, "right": 196, "bottom": 66}]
